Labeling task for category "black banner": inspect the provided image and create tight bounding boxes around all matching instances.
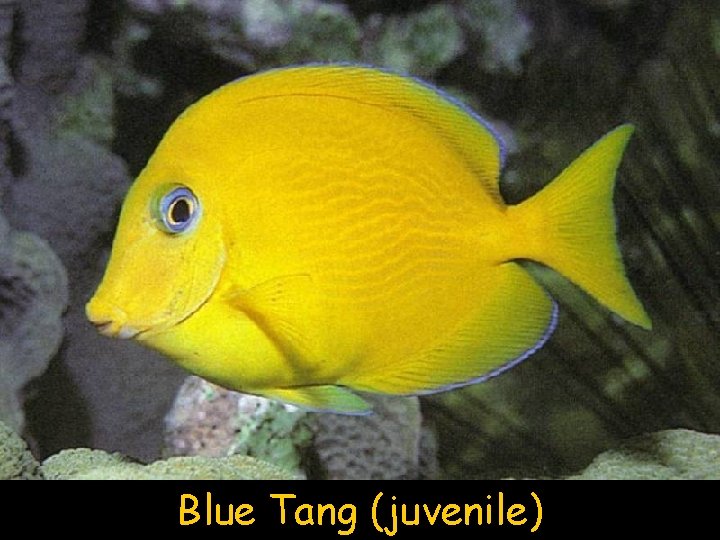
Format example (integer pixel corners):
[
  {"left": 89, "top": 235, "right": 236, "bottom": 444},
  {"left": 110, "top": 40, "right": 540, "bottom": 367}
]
[{"left": 8, "top": 480, "right": 700, "bottom": 537}]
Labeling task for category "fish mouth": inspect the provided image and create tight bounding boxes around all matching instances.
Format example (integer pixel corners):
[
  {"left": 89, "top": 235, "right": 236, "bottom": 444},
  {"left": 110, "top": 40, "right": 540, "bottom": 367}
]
[
  {"left": 86, "top": 263, "right": 222, "bottom": 342},
  {"left": 86, "top": 295, "right": 204, "bottom": 341},
  {"left": 90, "top": 319, "right": 147, "bottom": 340}
]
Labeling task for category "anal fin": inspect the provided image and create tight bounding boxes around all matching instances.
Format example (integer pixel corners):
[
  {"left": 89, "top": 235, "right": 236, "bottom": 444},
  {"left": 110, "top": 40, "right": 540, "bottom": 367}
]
[
  {"left": 260, "top": 385, "right": 372, "bottom": 415},
  {"left": 343, "top": 262, "right": 556, "bottom": 396}
]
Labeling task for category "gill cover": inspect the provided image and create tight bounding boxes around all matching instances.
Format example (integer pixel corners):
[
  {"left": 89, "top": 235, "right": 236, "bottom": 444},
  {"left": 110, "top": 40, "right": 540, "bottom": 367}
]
[{"left": 86, "top": 180, "right": 226, "bottom": 336}]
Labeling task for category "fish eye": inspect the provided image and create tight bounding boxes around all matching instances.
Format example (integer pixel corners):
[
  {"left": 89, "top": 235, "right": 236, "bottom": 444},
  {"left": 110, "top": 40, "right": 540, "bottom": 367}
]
[{"left": 157, "top": 186, "right": 200, "bottom": 234}]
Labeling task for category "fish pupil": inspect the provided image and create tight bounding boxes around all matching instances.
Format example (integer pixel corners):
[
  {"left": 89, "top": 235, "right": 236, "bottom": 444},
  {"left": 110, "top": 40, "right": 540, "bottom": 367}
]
[
  {"left": 156, "top": 185, "right": 198, "bottom": 233},
  {"left": 170, "top": 197, "right": 191, "bottom": 225}
]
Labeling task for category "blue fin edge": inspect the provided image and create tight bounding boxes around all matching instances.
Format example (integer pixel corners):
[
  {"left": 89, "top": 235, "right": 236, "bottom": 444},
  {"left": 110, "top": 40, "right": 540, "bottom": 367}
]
[{"left": 411, "top": 298, "right": 559, "bottom": 397}]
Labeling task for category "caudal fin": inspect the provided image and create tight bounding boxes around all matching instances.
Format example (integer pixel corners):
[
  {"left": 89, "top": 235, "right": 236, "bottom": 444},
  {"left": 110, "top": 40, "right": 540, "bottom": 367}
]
[{"left": 508, "top": 125, "right": 651, "bottom": 329}]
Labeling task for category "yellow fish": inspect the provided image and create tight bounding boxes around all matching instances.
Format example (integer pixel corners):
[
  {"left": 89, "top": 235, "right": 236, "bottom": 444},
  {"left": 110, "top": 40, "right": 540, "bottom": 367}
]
[{"left": 86, "top": 65, "right": 651, "bottom": 414}]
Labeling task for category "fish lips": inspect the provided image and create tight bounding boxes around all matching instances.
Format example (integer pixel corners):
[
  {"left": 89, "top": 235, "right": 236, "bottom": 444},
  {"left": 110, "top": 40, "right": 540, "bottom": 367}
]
[
  {"left": 85, "top": 303, "right": 150, "bottom": 340},
  {"left": 90, "top": 319, "right": 146, "bottom": 340}
]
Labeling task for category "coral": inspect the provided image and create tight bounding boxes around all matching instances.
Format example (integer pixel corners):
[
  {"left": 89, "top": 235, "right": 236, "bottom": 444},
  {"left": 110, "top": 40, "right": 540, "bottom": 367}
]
[
  {"left": 164, "top": 377, "right": 312, "bottom": 477},
  {"left": 0, "top": 211, "right": 68, "bottom": 431},
  {"left": 111, "top": 20, "right": 163, "bottom": 99},
  {"left": 312, "top": 394, "right": 437, "bottom": 479},
  {"left": 17, "top": 0, "right": 90, "bottom": 91},
  {"left": 8, "top": 114, "right": 128, "bottom": 273},
  {"left": 163, "top": 377, "right": 438, "bottom": 479},
  {"left": 0, "top": 420, "right": 42, "bottom": 479},
  {"left": 0, "top": 58, "right": 12, "bottom": 122},
  {"left": 0, "top": 0, "right": 188, "bottom": 462},
  {"left": 0, "top": 0, "right": 14, "bottom": 97},
  {"left": 147, "top": 455, "right": 297, "bottom": 480},
  {"left": 456, "top": 0, "right": 532, "bottom": 74},
  {"left": 43, "top": 447, "right": 298, "bottom": 479},
  {"left": 364, "top": 3, "right": 464, "bottom": 76},
  {"left": 239, "top": 0, "right": 296, "bottom": 49},
  {"left": 41, "top": 448, "right": 130, "bottom": 479},
  {"left": 54, "top": 59, "right": 115, "bottom": 145},
  {"left": 571, "top": 430, "right": 720, "bottom": 479},
  {"left": 0, "top": 0, "right": 15, "bottom": 186},
  {"left": 274, "top": 0, "right": 361, "bottom": 64},
  {"left": 3, "top": 114, "right": 174, "bottom": 457},
  {"left": 122, "top": 0, "right": 468, "bottom": 75},
  {"left": 127, "top": 0, "right": 362, "bottom": 68},
  {"left": 575, "top": 0, "right": 636, "bottom": 10},
  {"left": 0, "top": 1, "right": 15, "bottom": 63}
]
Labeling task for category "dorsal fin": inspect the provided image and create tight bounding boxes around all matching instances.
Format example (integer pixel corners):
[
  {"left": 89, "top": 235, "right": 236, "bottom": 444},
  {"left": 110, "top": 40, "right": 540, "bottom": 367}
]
[{"left": 209, "top": 64, "right": 506, "bottom": 204}]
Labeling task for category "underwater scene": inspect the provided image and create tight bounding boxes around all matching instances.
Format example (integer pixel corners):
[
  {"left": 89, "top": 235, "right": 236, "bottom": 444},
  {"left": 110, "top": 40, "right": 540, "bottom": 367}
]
[{"left": 1, "top": 0, "right": 719, "bottom": 480}]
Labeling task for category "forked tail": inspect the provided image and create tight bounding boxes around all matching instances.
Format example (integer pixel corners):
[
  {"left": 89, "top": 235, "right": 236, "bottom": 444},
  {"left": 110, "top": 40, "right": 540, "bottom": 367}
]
[{"left": 506, "top": 124, "right": 651, "bottom": 329}]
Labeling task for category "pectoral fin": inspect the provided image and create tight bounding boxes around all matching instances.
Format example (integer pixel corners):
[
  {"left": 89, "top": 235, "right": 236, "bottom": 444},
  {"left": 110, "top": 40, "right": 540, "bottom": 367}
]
[{"left": 228, "top": 274, "right": 320, "bottom": 363}]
